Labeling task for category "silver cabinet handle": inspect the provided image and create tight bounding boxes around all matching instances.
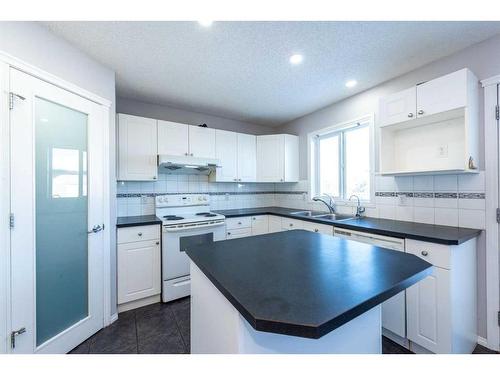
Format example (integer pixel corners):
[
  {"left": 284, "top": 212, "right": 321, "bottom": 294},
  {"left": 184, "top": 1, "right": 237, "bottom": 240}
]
[
  {"left": 421, "top": 250, "right": 428, "bottom": 256},
  {"left": 227, "top": 232, "right": 231, "bottom": 235},
  {"left": 138, "top": 232, "right": 143, "bottom": 236},
  {"left": 408, "top": 113, "right": 414, "bottom": 118},
  {"left": 156, "top": 241, "right": 160, "bottom": 245},
  {"left": 314, "top": 229, "right": 319, "bottom": 232},
  {"left": 252, "top": 217, "right": 256, "bottom": 220},
  {"left": 153, "top": 176, "right": 157, "bottom": 180},
  {"left": 289, "top": 223, "right": 293, "bottom": 227},
  {"left": 87, "top": 224, "right": 103, "bottom": 234},
  {"left": 418, "top": 110, "right": 424, "bottom": 115},
  {"left": 238, "top": 222, "right": 242, "bottom": 225}
]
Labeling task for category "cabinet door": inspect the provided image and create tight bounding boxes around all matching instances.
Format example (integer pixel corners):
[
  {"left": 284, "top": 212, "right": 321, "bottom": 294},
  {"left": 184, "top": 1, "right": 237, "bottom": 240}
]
[
  {"left": 407, "top": 266, "right": 451, "bottom": 353},
  {"left": 251, "top": 215, "right": 269, "bottom": 235},
  {"left": 215, "top": 130, "right": 238, "bottom": 182},
  {"left": 281, "top": 218, "right": 304, "bottom": 231},
  {"left": 118, "top": 114, "right": 158, "bottom": 181},
  {"left": 268, "top": 216, "right": 283, "bottom": 233},
  {"left": 237, "top": 133, "right": 257, "bottom": 182},
  {"left": 189, "top": 126, "right": 216, "bottom": 158},
  {"left": 416, "top": 69, "right": 468, "bottom": 118},
  {"left": 256, "top": 135, "right": 284, "bottom": 182},
  {"left": 379, "top": 87, "right": 417, "bottom": 127},
  {"left": 157, "top": 120, "right": 189, "bottom": 156},
  {"left": 117, "top": 240, "right": 161, "bottom": 304}
]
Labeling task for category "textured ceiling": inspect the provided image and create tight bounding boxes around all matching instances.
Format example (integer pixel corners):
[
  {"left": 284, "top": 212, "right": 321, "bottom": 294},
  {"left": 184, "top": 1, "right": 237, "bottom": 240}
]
[{"left": 42, "top": 21, "right": 500, "bottom": 126}]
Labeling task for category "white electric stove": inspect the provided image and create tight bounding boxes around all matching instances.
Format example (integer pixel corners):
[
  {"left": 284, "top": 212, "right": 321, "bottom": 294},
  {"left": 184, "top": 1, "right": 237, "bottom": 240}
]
[{"left": 156, "top": 194, "right": 225, "bottom": 302}]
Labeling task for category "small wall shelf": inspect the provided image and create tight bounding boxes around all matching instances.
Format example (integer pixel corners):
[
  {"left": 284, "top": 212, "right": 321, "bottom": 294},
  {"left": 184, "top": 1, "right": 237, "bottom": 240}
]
[{"left": 378, "top": 69, "right": 479, "bottom": 176}]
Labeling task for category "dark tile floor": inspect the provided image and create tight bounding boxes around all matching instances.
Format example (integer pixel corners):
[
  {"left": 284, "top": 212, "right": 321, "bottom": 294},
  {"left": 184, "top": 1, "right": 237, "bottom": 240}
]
[{"left": 70, "top": 298, "right": 498, "bottom": 354}]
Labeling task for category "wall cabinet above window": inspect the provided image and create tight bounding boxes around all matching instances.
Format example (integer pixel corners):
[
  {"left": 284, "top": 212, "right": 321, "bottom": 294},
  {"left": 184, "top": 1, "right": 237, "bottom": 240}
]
[{"left": 378, "top": 68, "right": 479, "bottom": 176}]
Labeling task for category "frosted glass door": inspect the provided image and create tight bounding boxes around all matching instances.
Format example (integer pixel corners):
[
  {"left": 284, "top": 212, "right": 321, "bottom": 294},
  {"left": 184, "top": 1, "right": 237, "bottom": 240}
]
[
  {"left": 35, "top": 98, "right": 89, "bottom": 346},
  {"left": 10, "top": 68, "right": 105, "bottom": 354}
]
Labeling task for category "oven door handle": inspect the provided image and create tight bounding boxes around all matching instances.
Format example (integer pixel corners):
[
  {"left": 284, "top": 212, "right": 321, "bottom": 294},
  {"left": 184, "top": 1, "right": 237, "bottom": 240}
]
[{"left": 163, "top": 221, "right": 225, "bottom": 232}]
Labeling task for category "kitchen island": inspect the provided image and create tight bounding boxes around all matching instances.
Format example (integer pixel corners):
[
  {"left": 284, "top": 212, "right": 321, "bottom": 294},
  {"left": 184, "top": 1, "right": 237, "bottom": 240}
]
[{"left": 185, "top": 230, "right": 432, "bottom": 354}]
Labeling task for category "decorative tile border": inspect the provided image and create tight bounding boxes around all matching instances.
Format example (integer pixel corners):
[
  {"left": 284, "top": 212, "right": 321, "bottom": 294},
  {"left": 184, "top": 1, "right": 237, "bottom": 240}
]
[
  {"left": 117, "top": 191, "right": 307, "bottom": 198},
  {"left": 376, "top": 191, "right": 484, "bottom": 199}
]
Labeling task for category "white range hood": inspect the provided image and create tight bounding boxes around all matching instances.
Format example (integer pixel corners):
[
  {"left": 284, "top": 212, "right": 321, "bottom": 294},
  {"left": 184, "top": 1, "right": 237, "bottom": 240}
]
[{"left": 158, "top": 154, "right": 220, "bottom": 175}]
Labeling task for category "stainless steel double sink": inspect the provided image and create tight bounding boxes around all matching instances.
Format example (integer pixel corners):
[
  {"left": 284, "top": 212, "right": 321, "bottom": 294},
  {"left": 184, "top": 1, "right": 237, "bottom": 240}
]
[{"left": 290, "top": 211, "right": 355, "bottom": 222}]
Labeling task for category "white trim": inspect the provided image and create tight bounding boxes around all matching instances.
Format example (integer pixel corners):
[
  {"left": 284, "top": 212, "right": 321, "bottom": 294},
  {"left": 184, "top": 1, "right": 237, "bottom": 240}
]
[
  {"left": 109, "top": 313, "right": 118, "bottom": 325},
  {"left": 481, "top": 74, "right": 500, "bottom": 88},
  {"left": 483, "top": 80, "right": 500, "bottom": 351},
  {"left": 0, "top": 51, "right": 111, "bottom": 107},
  {"left": 0, "top": 61, "right": 10, "bottom": 354},
  {"left": 477, "top": 336, "right": 489, "bottom": 348},
  {"left": 0, "top": 52, "right": 113, "bottom": 352}
]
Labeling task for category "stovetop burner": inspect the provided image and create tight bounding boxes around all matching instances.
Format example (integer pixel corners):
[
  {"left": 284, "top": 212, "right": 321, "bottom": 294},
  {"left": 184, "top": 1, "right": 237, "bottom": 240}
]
[
  {"left": 163, "top": 215, "right": 184, "bottom": 221},
  {"left": 196, "top": 212, "right": 218, "bottom": 217}
]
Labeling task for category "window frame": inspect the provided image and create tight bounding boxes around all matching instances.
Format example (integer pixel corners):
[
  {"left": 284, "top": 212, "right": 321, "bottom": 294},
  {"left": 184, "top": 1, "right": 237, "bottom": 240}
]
[{"left": 308, "top": 114, "right": 375, "bottom": 205}]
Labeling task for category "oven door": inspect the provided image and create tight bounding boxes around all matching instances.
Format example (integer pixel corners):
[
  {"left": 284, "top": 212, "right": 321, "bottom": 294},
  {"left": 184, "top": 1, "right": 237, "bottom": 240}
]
[{"left": 162, "top": 222, "right": 225, "bottom": 281}]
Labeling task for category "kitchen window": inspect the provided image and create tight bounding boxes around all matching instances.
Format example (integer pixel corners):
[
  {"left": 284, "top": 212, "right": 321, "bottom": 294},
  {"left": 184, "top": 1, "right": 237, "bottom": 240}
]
[{"left": 310, "top": 115, "right": 373, "bottom": 202}]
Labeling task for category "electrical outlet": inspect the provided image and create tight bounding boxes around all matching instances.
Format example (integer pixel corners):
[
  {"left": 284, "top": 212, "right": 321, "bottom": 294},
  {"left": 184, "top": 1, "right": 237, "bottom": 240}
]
[{"left": 438, "top": 145, "right": 448, "bottom": 158}]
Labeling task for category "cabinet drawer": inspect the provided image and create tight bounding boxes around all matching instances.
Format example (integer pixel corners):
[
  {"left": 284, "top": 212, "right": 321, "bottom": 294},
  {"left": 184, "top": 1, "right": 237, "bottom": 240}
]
[
  {"left": 118, "top": 224, "right": 160, "bottom": 244},
  {"left": 281, "top": 218, "right": 303, "bottom": 230},
  {"left": 301, "top": 221, "right": 333, "bottom": 235},
  {"left": 226, "top": 228, "right": 252, "bottom": 239},
  {"left": 226, "top": 216, "right": 252, "bottom": 230},
  {"left": 406, "top": 239, "right": 451, "bottom": 269}
]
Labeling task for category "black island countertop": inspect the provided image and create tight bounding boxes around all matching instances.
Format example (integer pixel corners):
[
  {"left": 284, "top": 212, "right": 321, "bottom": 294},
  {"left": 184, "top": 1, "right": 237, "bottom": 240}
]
[
  {"left": 186, "top": 230, "right": 432, "bottom": 339},
  {"left": 116, "top": 215, "right": 162, "bottom": 228},
  {"left": 214, "top": 207, "right": 481, "bottom": 245}
]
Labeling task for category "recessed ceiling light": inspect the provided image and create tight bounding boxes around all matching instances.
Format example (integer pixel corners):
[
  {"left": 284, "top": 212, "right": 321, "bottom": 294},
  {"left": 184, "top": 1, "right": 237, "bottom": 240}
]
[
  {"left": 198, "top": 20, "right": 213, "bottom": 27},
  {"left": 345, "top": 80, "right": 357, "bottom": 88},
  {"left": 289, "top": 54, "right": 303, "bottom": 65}
]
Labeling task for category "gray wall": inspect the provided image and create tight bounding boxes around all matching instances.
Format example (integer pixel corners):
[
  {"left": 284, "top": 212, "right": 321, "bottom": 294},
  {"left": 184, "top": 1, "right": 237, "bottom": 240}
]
[
  {"left": 276, "top": 33, "right": 500, "bottom": 339},
  {"left": 0, "top": 22, "right": 118, "bottom": 316},
  {"left": 117, "top": 97, "right": 273, "bottom": 135}
]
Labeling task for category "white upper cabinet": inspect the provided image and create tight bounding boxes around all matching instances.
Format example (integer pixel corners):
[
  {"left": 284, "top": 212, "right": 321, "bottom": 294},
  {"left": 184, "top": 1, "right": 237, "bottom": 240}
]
[
  {"left": 117, "top": 114, "right": 158, "bottom": 181},
  {"left": 378, "top": 68, "right": 479, "bottom": 176},
  {"left": 212, "top": 131, "right": 257, "bottom": 182},
  {"left": 257, "top": 135, "right": 284, "bottom": 182},
  {"left": 157, "top": 120, "right": 189, "bottom": 156},
  {"left": 416, "top": 69, "right": 469, "bottom": 118},
  {"left": 188, "top": 126, "right": 216, "bottom": 158},
  {"left": 215, "top": 129, "right": 238, "bottom": 182},
  {"left": 256, "top": 134, "right": 299, "bottom": 182},
  {"left": 379, "top": 87, "right": 417, "bottom": 127},
  {"left": 237, "top": 133, "right": 257, "bottom": 182}
]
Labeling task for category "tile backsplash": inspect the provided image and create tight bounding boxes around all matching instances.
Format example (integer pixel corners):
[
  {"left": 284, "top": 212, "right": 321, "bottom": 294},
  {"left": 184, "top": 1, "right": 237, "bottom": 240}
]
[{"left": 117, "top": 171, "right": 486, "bottom": 230}]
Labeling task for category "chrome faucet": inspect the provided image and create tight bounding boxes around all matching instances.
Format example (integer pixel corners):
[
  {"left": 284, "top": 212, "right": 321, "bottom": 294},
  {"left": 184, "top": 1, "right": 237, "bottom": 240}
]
[
  {"left": 349, "top": 195, "right": 365, "bottom": 217},
  {"left": 313, "top": 194, "right": 336, "bottom": 213}
]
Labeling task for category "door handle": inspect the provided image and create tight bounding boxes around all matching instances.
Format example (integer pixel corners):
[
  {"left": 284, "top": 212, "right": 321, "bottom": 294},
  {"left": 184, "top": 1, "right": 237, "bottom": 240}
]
[
  {"left": 11, "top": 327, "right": 26, "bottom": 349},
  {"left": 87, "top": 224, "right": 104, "bottom": 234}
]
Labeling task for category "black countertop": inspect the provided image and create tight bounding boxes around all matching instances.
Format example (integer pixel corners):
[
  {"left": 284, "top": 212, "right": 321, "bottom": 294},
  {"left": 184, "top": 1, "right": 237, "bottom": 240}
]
[
  {"left": 186, "top": 230, "right": 432, "bottom": 339},
  {"left": 214, "top": 207, "right": 481, "bottom": 245},
  {"left": 116, "top": 215, "right": 162, "bottom": 228}
]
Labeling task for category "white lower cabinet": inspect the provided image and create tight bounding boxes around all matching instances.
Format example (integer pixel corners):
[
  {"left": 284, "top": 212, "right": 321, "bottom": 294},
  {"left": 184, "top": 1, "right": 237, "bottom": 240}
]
[
  {"left": 268, "top": 216, "right": 283, "bottom": 233},
  {"left": 406, "top": 266, "right": 450, "bottom": 353},
  {"left": 251, "top": 215, "right": 269, "bottom": 235},
  {"left": 281, "top": 217, "right": 304, "bottom": 231},
  {"left": 405, "top": 238, "right": 477, "bottom": 354},
  {"left": 301, "top": 221, "right": 334, "bottom": 235},
  {"left": 117, "top": 225, "right": 161, "bottom": 312}
]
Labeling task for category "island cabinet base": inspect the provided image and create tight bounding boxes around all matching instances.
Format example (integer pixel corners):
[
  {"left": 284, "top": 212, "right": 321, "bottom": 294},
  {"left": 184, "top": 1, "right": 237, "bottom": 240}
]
[{"left": 190, "top": 262, "right": 382, "bottom": 354}]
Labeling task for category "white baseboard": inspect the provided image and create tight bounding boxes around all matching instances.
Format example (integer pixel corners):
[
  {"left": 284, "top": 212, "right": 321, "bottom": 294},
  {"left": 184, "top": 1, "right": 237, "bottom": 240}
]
[
  {"left": 477, "top": 335, "right": 499, "bottom": 351},
  {"left": 117, "top": 294, "right": 160, "bottom": 313},
  {"left": 109, "top": 313, "right": 118, "bottom": 325}
]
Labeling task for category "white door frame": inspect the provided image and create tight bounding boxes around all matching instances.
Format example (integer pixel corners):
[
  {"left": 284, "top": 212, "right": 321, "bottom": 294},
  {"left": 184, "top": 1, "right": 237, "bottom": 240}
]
[
  {"left": 0, "top": 50, "right": 112, "bottom": 353},
  {"left": 481, "top": 74, "right": 500, "bottom": 351}
]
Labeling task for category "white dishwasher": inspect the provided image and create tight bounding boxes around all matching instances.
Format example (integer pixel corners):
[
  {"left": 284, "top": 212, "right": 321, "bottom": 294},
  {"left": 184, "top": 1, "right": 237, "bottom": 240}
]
[{"left": 334, "top": 228, "right": 407, "bottom": 339}]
